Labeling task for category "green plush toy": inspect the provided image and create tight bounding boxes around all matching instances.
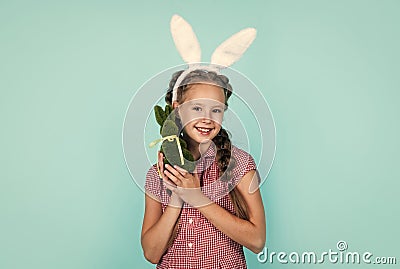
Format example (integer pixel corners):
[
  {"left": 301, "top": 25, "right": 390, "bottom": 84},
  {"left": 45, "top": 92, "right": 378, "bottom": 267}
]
[{"left": 151, "top": 104, "right": 195, "bottom": 173}]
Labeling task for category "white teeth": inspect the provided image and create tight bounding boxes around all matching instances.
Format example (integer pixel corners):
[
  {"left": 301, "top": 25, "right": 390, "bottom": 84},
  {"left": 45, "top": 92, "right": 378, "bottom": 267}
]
[{"left": 196, "top": 127, "right": 211, "bottom": 132}]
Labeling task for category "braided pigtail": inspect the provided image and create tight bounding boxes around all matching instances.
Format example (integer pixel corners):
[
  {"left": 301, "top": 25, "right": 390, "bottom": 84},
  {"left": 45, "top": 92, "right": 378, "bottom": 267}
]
[
  {"left": 213, "top": 128, "right": 249, "bottom": 220},
  {"left": 213, "top": 128, "right": 233, "bottom": 182}
]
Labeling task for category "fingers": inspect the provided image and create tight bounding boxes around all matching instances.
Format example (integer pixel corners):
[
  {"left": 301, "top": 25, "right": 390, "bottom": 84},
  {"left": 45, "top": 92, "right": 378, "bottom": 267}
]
[
  {"left": 172, "top": 165, "right": 199, "bottom": 181},
  {"left": 157, "top": 152, "right": 177, "bottom": 189},
  {"left": 173, "top": 165, "right": 189, "bottom": 177},
  {"left": 157, "top": 152, "right": 164, "bottom": 172},
  {"left": 164, "top": 164, "right": 203, "bottom": 190},
  {"left": 164, "top": 164, "right": 183, "bottom": 185},
  {"left": 157, "top": 152, "right": 168, "bottom": 181}
]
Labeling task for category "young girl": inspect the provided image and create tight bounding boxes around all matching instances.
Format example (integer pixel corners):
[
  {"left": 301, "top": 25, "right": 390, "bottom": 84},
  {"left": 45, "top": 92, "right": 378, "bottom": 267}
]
[{"left": 141, "top": 69, "right": 266, "bottom": 269}]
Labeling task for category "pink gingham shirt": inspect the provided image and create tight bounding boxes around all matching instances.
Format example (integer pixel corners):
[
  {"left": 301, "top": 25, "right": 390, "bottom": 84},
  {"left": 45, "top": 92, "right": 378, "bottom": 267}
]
[{"left": 145, "top": 144, "right": 257, "bottom": 269}]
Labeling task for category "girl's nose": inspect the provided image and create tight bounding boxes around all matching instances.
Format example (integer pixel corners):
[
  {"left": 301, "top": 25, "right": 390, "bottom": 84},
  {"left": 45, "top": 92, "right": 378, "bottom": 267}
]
[
  {"left": 201, "top": 116, "right": 212, "bottom": 124},
  {"left": 201, "top": 109, "right": 212, "bottom": 123}
]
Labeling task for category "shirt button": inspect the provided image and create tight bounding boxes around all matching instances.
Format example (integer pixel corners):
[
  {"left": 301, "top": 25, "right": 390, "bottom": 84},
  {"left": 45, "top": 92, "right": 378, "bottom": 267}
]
[
  {"left": 188, "top": 218, "right": 193, "bottom": 224},
  {"left": 188, "top": 243, "right": 193, "bottom": 248}
]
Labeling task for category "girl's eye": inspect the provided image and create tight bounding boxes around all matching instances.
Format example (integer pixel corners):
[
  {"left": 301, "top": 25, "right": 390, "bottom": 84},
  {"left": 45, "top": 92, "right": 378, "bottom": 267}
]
[
  {"left": 212, "top": 108, "right": 222, "bottom": 113},
  {"left": 192, "top": 106, "right": 202, "bottom": 112}
]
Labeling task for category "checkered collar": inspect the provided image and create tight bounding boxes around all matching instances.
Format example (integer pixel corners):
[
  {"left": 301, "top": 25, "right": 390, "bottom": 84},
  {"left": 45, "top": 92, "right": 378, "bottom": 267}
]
[
  {"left": 196, "top": 143, "right": 217, "bottom": 172},
  {"left": 200, "top": 143, "right": 217, "bottom": 160}
]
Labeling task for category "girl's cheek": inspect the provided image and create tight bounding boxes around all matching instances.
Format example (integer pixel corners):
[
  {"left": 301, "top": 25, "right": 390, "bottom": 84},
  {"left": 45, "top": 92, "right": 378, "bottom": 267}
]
[
  {"left": 182, "top": 113, "right": 201, "bottom": 125},
  {"left": 215, "top": 126, "right": 222, "bottom": 135},
  {"left": 213, "top": 116, "right": 223, "bottom": 125}
]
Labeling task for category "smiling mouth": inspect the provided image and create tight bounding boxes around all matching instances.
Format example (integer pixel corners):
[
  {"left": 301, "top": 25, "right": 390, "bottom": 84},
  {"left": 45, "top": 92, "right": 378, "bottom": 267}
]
[{"left": 195, "top": 126, "right": 214, "bottom": 136}]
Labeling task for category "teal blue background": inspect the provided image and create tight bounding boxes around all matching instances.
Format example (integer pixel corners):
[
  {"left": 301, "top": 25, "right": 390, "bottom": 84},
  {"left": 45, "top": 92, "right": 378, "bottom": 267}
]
[{"left": 1, "top": 0, "right": 399, "bottom": 268}]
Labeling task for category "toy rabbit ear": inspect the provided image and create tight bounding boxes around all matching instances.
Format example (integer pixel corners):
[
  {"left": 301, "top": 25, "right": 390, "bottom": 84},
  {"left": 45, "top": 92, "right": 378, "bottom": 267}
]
[
  {"left": 211, "top": 28, "right": 257, "bottom": 68},
  {"left": 170, "top": 14, "right": 201, "bottom": 64}
]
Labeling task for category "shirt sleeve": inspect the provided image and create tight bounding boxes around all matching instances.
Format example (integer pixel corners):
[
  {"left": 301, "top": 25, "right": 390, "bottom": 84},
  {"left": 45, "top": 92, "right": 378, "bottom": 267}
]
[
  {"left": 238, "top": 152, "right": 257, "bottom": 180},
  {"left": 231, "top": 147, "right": 257, "bottom": 186},
  {"left": 144, "top": 165, "right": 162, "bottom": 202}
]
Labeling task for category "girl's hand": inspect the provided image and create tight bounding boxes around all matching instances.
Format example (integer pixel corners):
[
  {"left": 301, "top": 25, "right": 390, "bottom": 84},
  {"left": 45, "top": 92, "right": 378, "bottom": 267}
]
[
  {"left": 157, "top": 152, "right": 183, "bottom": 208},
  {"left": 164, "top": 164, "right": 200, "bottom": 188},
  {"left": 164, "top": 164, "right": 211, "bottom": 207}
]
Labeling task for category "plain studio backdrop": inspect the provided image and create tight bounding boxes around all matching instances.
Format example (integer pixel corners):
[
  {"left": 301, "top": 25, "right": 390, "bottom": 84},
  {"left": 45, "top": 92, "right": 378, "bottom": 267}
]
[{"left": 1, "top": 1, "right": 399, "bottom": 268}]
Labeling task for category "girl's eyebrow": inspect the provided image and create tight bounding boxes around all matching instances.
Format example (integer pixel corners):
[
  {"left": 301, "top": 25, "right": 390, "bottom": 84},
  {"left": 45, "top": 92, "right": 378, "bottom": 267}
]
[
  {"left": 212, "top": 104, "right": 225, "bottom": 108},
  {"left": 189, "top": 101, "right": 225, "bottom": 108}
]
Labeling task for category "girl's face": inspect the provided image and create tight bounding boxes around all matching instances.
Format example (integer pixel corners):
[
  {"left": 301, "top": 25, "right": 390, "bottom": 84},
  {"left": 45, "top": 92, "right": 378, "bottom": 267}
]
[{"left": 174, "top": 83, "right": 226, "bottom": 145}]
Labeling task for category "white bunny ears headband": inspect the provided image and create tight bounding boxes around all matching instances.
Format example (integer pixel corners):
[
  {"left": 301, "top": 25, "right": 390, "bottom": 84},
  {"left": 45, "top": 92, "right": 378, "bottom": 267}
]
[{"left": 170, "top": 14, "right": 257, "bottom": 102}]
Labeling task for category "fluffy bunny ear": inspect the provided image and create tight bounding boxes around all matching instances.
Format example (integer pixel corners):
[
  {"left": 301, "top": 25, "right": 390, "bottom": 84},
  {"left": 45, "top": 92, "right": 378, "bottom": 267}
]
[
  {"left": 170, "top": 14, "right": 201, "bottom": 64},
  {"left": 211, "top": 28, "right": 257, "bottom": 68}
]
